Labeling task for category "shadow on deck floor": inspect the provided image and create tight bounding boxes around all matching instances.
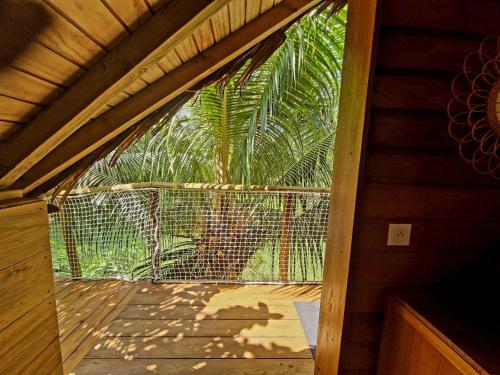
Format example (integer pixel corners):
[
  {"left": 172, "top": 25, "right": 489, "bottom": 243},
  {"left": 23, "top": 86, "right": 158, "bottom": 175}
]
[{"left": 54, "top": 279, "right": 321, "bottom": 375}]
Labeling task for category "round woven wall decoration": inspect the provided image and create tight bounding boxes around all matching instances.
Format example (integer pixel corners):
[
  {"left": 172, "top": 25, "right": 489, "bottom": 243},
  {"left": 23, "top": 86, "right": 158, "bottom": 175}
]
[{"left": 448, "top": 36, "right": 500, "bottom": 179}]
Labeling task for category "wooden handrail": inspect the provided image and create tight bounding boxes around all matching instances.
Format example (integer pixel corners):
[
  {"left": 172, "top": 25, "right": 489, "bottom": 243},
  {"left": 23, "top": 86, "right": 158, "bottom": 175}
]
[{"left": 56, "top": 182, "right": 331, "bottom": 196}]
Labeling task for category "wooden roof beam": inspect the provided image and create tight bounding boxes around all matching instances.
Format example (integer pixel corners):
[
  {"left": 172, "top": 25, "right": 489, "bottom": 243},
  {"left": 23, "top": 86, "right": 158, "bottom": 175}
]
[
  {"left": 0, "top": 0, "right": 230, "bottom": 189},
  {"left": 17, "top": 0, "right": 320, "bottom": 195}
]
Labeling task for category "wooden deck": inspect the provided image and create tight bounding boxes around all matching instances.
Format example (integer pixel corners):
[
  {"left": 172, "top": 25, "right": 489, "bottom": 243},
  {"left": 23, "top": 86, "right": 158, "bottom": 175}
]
[{"left": 54, "top": 279, "right": 321, "bottom": 375}]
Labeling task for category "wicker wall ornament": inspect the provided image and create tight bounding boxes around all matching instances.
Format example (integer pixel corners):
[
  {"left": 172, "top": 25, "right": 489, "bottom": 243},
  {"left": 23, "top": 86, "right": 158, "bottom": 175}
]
[{"left": 448, "top": 36, "right": 500, "bottom": 179}]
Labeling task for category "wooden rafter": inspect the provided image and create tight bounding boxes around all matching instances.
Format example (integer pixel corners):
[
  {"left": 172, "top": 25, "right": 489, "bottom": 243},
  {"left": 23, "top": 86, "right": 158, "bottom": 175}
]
[
  {"left": 16, "top": 0, "right": 321, "bottom": 195},
  {"left": 0, "top": 0, "right": 230, "bottom": 189}
]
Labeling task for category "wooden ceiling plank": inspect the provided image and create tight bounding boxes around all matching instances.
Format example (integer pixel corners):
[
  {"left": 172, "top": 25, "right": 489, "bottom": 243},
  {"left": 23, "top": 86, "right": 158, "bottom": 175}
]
[
  {"left": 0, "top": 0, "right": 231, "bottom": 189},
  {"left": 103, "top": 0, "right": 152, "bottom": 32},
  {"left": 45, "top": 0, "right": 128, "bottom": 49},
  {"left": 0, "top": 121, "right": 21, "bottom": 141},
  {"left": 36, "top": 3, "right": 105, "bottom": 68},
  {"left": 140, "top": 64, "right": 166, "bottom": 84},
  {"left": 17, "top": 0, "right": 321, "bottom": 194},
  {"left": 175, "top": 36, "right": 201, "bottom": 63},
  {"left": 260, "top": 0, "right": 275, "bottom": 14},
  {"left": 193, "top": 21, "right": 216, "bottom": 52},
  {"left": 0, "top": 68, "right": 63, "bottom": 105},
  {"left": 123, "top": 79, "right": 149, "bottom": 96},
  {"left": 246, "top": 0, "right": 262, "bottom": 23},
  {"left": 210, "top": 5, "right": 231, "bottom": 42},
  {"left": 158, "top": 51, "right": 184, "bottom": 73},
  {"left": 10, "top": 42, "right": 84, "bottom": 87},
  {"left": 228, "top": 0, "right": 246, "bottom": 32},
  {"left": 0, "top": 96, "right": 43, "bottom": 123}
]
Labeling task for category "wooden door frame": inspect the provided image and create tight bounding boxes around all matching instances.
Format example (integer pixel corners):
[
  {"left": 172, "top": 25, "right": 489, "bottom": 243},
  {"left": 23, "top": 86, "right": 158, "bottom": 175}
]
[{"left": 315, "top": 0, "right": 379, "bottom": 374}]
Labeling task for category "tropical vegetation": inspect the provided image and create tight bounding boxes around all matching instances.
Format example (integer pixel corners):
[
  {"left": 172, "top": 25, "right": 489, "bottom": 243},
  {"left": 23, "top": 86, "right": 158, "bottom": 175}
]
[{"left": 50, "top": 9, "right": 346, "bottom": 282}]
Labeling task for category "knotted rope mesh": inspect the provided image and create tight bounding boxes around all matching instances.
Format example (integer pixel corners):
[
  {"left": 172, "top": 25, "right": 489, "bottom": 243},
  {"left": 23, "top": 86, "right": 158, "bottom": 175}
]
[{"left": 49, "top": 187, "right": 329, "bottom": 283}]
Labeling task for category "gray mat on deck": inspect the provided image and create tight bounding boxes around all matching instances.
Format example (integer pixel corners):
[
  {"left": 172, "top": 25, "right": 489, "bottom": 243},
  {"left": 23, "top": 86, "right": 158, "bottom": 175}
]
[{"left": 294, "top": 301, "right": 320, "bottom": 358}]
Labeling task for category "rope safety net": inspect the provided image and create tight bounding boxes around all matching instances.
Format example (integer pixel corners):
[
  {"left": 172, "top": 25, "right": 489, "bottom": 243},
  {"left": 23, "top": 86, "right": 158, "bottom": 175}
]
[{"left": 49, "top": 185, "right": 329, "bottom": 283}]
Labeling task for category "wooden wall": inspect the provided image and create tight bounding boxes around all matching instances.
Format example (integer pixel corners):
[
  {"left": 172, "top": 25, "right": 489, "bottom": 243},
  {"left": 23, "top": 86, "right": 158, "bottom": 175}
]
[
  {"left": 338, "top": 0, "right": 500, "bottom": 373},
  {"left": 0, "top": 199, "right": 63, "bottom": 374}
]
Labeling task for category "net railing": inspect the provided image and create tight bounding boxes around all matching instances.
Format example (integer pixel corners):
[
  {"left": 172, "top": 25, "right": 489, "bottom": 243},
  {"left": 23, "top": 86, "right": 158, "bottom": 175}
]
[{"left": 49, "top": 183, "right": 330, "bottom": 283}]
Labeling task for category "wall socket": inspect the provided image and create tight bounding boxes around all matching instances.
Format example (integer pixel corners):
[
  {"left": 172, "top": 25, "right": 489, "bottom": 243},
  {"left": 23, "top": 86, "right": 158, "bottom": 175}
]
[{"left": 387, "top": 224, "right": 412, "bottom": 246}]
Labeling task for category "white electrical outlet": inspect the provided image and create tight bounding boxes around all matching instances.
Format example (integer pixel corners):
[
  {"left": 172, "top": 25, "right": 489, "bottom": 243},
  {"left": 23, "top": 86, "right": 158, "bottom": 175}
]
[{"left": 387, "top": 224, "right": 412, "bottom": 246}]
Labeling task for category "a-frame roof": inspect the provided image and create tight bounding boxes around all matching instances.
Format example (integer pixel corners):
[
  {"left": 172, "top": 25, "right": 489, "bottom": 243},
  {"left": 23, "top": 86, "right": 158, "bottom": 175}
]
[{"left": 0, "top": 0, "right": 329, "bottom": 197}]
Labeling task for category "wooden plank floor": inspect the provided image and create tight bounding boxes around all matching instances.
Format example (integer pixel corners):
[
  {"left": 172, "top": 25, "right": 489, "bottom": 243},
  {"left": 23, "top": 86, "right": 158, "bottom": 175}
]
[
  {"left": 55, "top": 279, "right": 321, "bottom": 375},
  {"left": 54, "top": 278, "right": 137, "bottom": 374}
]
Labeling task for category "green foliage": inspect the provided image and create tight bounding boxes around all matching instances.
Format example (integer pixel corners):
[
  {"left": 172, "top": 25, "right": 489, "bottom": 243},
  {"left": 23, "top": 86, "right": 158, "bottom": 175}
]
[
  {"left": 78, "top": 10, "right": 346, "bottom": 188},
  {"left": 55, "top": 10, "right": 347, "bottom": 282}
]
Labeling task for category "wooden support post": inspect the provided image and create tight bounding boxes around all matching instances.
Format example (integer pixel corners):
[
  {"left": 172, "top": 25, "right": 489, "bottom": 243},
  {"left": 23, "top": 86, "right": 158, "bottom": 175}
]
[
  {"left": 149, "top": 189, "right": 161, "bottom": 279},
  {"left": 279, "top": 193, "right": 295, "bottom": 282},
  {"left": 59, "top": 206, "right": 82, "bottom": 278},
  {"left": 315, "top": 0, "right": 379, "bottom": 374}
]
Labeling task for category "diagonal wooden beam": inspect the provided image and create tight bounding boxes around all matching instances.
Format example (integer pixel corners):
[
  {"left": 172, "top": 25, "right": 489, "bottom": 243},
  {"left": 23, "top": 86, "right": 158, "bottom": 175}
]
[
  {"left": 17, "top": 0, "right": 321, "bottom": 194},
  {"left": 0, "top": 0, "right": 230, "bottom": 189}
]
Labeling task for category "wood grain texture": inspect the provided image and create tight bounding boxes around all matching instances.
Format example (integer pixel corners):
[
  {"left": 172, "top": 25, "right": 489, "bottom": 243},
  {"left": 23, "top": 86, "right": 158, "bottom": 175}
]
[
  {"left": 339, "top": 0, "right": 500, "bottom": 372},
  {"left": 315, "top": 1, "right": 379, "bottom": 374},
  {"left": 357, "top": 185, "right": 500, "bottom": 221},
  {"left": 377, "top": 296, "right": 486, "bottom": 375},
  {"left": 54, "top": 279, "right": 137, "bottom": 374},
  {"left": 0, "top": 67, "right": 63, "bottom": 105},
  {"left": 0, "top": 298, "right": 61, "bottom": 375},
  {"left": 75, "top": 358, "right": 315, "bottom": 375},
  {"left": 364, "top": 148, "right": 498, "bottom": 187},
  {"left": 367, "top": 109, "right": 454, "bottom": 151},
  {"left": 45, "top": 0, "right": 129, "bottom": 48},
  {"left": 103, "top": 318, "right": 307, "bottom": 337},
  {"left": 0, "top": 94, "right": 42, "bottom": 122},
  {"left": 372, "top": 74, "right": 451, "bottom": 111},
  {"left": 0, "top": 120, "right": 20, "bottom": 140},
  {"left": 17, "top": 0, "right": 321, "bottom": 194},
  {"left": 0, "top": 0, "right": 231, "bottom": 189},
  {"left": 10, "top": 42, "right": 84, "bottom": 87},
  {"left": 104, "top": 0, "right": 152, "bottom": 32},
  {"left": 381, "top": 0, "right": 500, "bottom": 35},
  {"left": 0, "top": 199, "right": 48, "bottom": 270},
  {"left": 229, "top": 0, "right": 246, "bottom": 32},
  {"left": 210, "top": 4, "right": 231, "bottom": 41},
  {"left": 86, "top": 336, "right": 312, "bottom": 359},
  {"left": 118, "top": 303, "right": 302, "bottom": 320},
  {"left": 377, "top": 29, "right": 480, "bottom": 73},
  {"left": 0, "top": 199, "right": 63, "bottom": 375},
  {"left": 36, "top": 2, "right": 105, "bottom": 67},
  {"left": 59, "top": 281, "right": 318, "bottom": 374}
]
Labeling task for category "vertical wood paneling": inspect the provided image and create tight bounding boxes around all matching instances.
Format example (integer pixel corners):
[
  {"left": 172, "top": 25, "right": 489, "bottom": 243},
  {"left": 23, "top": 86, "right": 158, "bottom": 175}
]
[
  {"left": 0, "top": 199, "right": 63, "bottom": 374},
  {"left": 338, "top": 0, "right": 500, "bottom": 373}
]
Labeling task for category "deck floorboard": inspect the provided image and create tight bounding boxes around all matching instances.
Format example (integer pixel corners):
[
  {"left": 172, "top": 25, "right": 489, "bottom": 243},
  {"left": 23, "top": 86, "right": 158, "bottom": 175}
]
[{"left": 55, "top": 280, "right": 320, "bottom": 374}]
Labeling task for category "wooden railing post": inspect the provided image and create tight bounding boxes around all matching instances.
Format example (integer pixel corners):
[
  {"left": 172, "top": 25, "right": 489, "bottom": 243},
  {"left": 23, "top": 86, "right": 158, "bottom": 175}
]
[
  {"left": 149, "top": 189, "right": 161, "bottom": 280},
  {"left": 279, "top": 193, "right": 295, "bottom": 282},
  {"left": 59, "top": 207, "right": 82, "bottom": 278}
]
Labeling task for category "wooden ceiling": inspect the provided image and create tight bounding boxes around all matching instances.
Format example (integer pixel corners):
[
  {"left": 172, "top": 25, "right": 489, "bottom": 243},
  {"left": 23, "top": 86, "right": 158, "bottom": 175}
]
[{"left": 0, "top": 0, "right": 321, "bottom": 196}]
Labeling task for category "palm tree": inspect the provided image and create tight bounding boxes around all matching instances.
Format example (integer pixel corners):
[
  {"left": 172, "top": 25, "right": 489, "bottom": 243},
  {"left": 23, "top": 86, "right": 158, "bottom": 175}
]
[
  {"left": 79, "top": 10, "right": 345, "bottom": 188},
  {"left": 65, "top": 10, "right": 346, "bottom": 281}
]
